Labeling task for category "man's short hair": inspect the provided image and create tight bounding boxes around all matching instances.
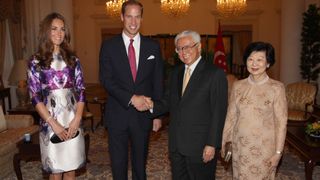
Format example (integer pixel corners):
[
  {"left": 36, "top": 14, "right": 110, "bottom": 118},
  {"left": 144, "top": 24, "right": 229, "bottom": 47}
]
[
  {"left": 121, "top": 0, "right": 143, "bottom": 16},
  {"left": 174, "top": 30, "right": 201, "bottom": 46}
]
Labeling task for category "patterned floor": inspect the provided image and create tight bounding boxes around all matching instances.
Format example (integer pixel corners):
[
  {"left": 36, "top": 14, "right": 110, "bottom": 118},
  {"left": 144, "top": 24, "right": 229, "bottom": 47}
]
[{"left": 4, "top": 125, "right": 320, "bottom": 180}]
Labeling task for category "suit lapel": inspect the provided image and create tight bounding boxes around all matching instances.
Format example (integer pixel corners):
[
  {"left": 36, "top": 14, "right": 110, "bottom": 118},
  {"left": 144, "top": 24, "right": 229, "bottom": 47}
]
[
  {"left": 117, "top": 35, "right": 135, "bottom": 84},
  {"left": 177, "top": 65, "right": 185, "bottom": 98},
  {"left": 118, "top": 35, "right": 129, "bottom": 62},
  {"left": 135, "top": 36, "right": 146, "bottom": 83}
]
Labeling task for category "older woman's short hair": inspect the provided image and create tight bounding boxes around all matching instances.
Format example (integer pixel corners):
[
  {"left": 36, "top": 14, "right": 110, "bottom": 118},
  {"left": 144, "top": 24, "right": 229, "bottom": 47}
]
[
  {"left": 174, "top": 30, "right": 201, "bottom": 46},
  {"left": 243, "top": 41, "right": 275, "bottom": 67}
]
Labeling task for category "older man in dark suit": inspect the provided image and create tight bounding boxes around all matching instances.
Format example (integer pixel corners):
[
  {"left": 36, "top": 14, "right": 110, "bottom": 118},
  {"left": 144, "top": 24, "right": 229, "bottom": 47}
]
[
  {"left": 99, "top": 1, "right": 163, "bottom": 179},
  {"left": 142, "top": 30, "right": 228, "bottom": 180}
]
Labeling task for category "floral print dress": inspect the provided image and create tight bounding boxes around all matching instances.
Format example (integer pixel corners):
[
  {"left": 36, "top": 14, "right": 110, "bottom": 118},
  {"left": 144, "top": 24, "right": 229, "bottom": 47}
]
[
  {"left": 28, "top": 54, "right": 86, "bottom": 173},
  {"left": 222, "top": 75, "right": 287, "bottom": 180}
]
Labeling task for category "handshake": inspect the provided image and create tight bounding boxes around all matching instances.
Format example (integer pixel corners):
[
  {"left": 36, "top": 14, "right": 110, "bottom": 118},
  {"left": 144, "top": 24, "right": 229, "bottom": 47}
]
[{"left": 131, "top": 95, "right": 154, "bottom": 111}]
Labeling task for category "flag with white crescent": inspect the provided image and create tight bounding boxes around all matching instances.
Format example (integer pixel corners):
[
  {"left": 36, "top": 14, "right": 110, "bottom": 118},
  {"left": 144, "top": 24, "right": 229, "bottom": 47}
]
[{"left": 214, "top": 22, "right": 227, "bottom": 72}]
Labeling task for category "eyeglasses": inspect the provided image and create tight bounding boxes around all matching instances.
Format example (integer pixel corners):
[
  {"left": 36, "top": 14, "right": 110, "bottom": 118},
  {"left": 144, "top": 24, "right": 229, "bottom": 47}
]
[{"left": 175, "top": 43, "right": 198, "bottom": 53}]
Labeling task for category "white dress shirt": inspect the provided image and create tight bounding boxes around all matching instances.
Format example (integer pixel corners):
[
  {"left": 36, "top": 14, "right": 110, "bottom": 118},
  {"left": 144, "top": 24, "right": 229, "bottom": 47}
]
[
  {"left": 183, "top": 56, "right": 202, "bottom": 79},
  {"left": 122, "top": 32, "right": 141, "bottom": 70}
]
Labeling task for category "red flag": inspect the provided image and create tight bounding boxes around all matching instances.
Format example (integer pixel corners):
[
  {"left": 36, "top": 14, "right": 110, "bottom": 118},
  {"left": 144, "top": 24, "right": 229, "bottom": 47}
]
[{"left": 214, "top": 22, "right": 227, "bottom": 73}]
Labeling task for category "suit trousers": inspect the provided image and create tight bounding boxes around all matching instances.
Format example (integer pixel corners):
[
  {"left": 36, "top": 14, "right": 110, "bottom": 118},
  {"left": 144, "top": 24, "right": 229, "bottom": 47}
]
[
  {"left": 108, "top": 120, "right": 150, "bottom": 180},
  {"left": 169, "top": 150, "right": 217, "bottom": 180}
]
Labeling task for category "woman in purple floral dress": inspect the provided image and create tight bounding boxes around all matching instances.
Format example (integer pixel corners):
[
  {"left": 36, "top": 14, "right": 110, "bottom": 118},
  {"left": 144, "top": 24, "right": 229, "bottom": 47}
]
[{"left": 27, "top": 12, "right": 86, "bottom": 179}]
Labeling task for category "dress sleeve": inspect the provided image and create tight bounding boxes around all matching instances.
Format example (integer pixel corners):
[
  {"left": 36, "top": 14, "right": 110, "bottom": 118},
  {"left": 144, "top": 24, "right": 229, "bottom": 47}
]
[
  {"left": 27, "top": 59, "right": 43, "bottom": 106},
  {"left": 74, "top": 58, "right": 86, "bottom": 102},
  {"left": 274, "top": 83, "right": 288, "bottom": 153},
  {"left": 222, "top": 81, "right": 238, "bottom": 145}
]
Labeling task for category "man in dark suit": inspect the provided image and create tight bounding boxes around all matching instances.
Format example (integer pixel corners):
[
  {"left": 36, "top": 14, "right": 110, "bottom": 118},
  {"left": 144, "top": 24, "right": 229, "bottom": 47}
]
[
  {"left": 142, "top": 30, "right": 228, "bottom": 180},
  {"left": 99, "top": 1, "right": 163, "bottom": 179}
]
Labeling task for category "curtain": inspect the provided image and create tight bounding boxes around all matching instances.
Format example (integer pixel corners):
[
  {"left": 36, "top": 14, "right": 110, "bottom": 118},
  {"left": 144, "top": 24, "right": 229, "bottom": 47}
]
[
  {"left": 8, "top": 19, "right": 24, "bottom": 61},
  {"left": 233, "top": 31, "right": 252, "bottom": 65},
  {"left": 0, "top": 21, "right": 5, "bottom": 76},
  {"left": 0, "top": 0, "right": 25, "bottom": 69}
]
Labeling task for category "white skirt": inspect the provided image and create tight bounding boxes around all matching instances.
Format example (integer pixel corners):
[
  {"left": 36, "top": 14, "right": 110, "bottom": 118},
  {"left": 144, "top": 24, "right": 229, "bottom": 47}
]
[{"left": 40, "top": 88, "right": 85, "bottom": 173}]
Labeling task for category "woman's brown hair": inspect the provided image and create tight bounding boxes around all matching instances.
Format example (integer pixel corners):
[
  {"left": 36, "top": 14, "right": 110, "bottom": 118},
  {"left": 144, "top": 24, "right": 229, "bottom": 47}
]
[{"left": 35, "top": 12, "right": 76, "bottom": 69}]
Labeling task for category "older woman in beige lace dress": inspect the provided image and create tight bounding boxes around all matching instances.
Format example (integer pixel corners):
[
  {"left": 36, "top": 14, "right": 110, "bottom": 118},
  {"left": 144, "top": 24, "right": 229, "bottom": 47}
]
[{"left": 221, "top": 42, "right": 288, "bottom": 180}]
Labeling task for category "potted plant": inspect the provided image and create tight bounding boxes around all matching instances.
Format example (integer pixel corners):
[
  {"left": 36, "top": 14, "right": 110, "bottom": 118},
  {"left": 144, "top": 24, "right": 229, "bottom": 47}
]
[
  {"left": 300, "top": 4, "right": 320, "bottom": 82},
  {"left": 305, "top": 121, "right": 320, "bottom": 138}
]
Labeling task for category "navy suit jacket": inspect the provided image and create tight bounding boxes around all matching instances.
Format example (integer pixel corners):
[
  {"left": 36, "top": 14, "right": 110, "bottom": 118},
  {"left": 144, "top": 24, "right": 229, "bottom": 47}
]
[
  {"left": 153, "top": 59, "right": 228, "bottom": 156},
  {"left": 99, "top": 34, "right": 163, "bottom": 130}
]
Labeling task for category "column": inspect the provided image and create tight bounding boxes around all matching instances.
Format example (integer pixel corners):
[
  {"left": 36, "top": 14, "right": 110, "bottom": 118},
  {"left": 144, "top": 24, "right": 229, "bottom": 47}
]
[
  {"left": 52, "top": 0, "right": 74, "bottom": 47},
  {"left": 280, "top": 0, "right": 305, "bottom": 84}
]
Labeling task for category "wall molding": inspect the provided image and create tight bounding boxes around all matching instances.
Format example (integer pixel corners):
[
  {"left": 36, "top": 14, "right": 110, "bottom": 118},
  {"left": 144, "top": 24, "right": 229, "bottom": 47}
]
[{"left": 211, "top": 9, "right": 263, "bottom": 17}]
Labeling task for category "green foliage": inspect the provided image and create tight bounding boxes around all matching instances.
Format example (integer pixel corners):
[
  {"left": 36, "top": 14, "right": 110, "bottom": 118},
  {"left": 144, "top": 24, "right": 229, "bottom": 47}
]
[{"left": 300, "top": 4, "right": 320, "bottom": 81}]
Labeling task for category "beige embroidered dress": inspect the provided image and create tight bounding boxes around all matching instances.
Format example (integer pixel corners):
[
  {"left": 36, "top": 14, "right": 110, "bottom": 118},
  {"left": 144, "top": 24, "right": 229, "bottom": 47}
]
[{"left": 222, "top": 75, "right": 287, "bottom": 180}]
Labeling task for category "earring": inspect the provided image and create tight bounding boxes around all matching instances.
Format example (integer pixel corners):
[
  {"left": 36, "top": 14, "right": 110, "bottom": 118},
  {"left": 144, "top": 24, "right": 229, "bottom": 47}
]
[{"left": 267, "top": 64, "right": 270, "bottom": 68}]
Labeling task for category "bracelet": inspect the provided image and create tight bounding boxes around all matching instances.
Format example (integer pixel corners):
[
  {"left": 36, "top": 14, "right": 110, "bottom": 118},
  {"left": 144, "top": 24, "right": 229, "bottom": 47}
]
[
  {"left": 276, "top": 150, "right": 282, "bottom": 155},
  {"left": 46, "top": 116, "right": 54, "bottom": 122}
]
